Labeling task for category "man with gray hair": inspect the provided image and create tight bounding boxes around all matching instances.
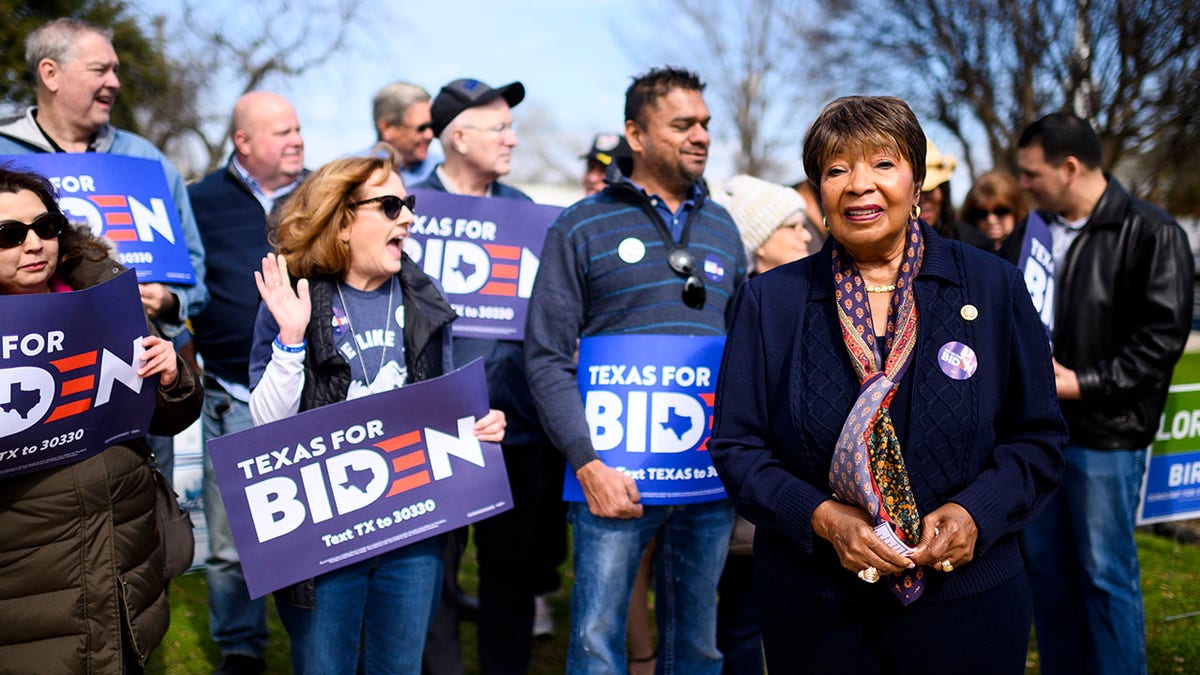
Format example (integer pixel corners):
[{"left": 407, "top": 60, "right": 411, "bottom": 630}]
[
  {"left": 371, "top": 80, "right": 440, "bottom": 185},
  {"left": 0, "top": 17, "right": 207, "bottom": 491}
]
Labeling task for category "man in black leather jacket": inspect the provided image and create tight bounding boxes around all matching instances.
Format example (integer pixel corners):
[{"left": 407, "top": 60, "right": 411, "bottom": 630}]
[{"left": 1017, "top": 111, "right": 1193, "bottom": 675}]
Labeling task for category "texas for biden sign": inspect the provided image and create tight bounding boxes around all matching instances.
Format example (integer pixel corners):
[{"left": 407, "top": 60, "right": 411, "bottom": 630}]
[
  {"left": 0, "top": 153, "right": 195, "bottom": 285},
  {"left": 564, "top": 334, "right": 727, "bottom": 505},
  {"left": 209, "top": 359, "right": 511, "bottom": 598},
  {"left": 0, "top": 271, "right": 158, "bottom": 478},
  {"left": 403, "top": 189, "right": 559, "bottom": 340}
]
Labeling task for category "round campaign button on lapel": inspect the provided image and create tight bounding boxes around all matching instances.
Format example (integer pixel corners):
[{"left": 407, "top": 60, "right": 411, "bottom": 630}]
[
  {"left": 960, "top": 304, "right": 978, "bottom": 321},
  {"left": 938, "top": 341, "right": 978, "bottom": 380},
  {"left": 618, "top": 237, "right": 646, "bottom": 264}
]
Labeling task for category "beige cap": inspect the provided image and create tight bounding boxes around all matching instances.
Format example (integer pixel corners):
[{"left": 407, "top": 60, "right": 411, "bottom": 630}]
[
  {"left": 925, "top": 139, "right": 957, "bottom": 189},
  {"left": 716, "top": 175, "right": 807, "bottom": 262}
]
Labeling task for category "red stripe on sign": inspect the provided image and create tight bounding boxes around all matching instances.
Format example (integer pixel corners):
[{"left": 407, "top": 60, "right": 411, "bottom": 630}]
[
  {"left": 480, "top": 281, "right": 517, "bottom": 296},
  {"left": 50, "top": 351, "right": 97, "bottom": 372},
  {"left": 105, "top": 212, "right": 132, "bottom": 225},
  {"left": 698, "top": 393, "right": 715, "bottom": 406},
  {"left": 491, "top": 264, "right": 519, "bottom": 280},
  {"left": 391, "top": 449, "right": 426, "bottom": 473},
  {"left": 375, "top": 430, "right": 422, "bottom": 452},
  {"left": 387, "top": 471, "right": 431, "bottom": 497},
  {"left": 45, "top": 398, "right": 91, "bottom": 422},
  {"left": 105, "top": 230, "right": 138, "bottom": 241},
  {"left": 483, "top": 244, "right": 521, "bottom": 260},
  {"left": 89, "top": 195, "right": 127, "bottom": 208},
  {"left": 698, "top": 438, "right": 708, "bottom": 451},
  {"left": 60, "top": 375, "right": 95, "bottom": 396}
]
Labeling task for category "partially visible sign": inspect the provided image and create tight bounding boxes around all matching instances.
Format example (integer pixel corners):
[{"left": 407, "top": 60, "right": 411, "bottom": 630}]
[
  {"left": 403, "top": 190, "right": 559, "bottom": 340},
  {"left": 1139, "top": 352, "right": 1200, "bottom": 523},
  {"left": 1, "top": 154, "right": 195, "bottom": 284},
  {"left": 1017, "top": 210, "right": 1055, "bottom": 337},
  {"left": 564, "top": 334, "right": 727, "bottom": 505},
  {"left": 209, "top": 359, "right": 512, "bottom": 598},
  {"left": 0, "top": 271, "right": 157, "bottom": 478}
]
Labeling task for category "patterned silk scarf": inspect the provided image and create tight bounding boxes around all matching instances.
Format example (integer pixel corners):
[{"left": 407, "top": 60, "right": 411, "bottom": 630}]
[{"left": 828, "top": 218, "right": 926, "bottom": 605}]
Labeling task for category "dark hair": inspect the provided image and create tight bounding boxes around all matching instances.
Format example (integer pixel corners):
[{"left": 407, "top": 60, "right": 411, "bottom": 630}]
[
  {"left": 1017, "top": 111, "right": 1102, "bottom": 169},
  {"left": 0, "top": 164, "right": 109, "bottom": 280},
  {"left": 624, "top": 66, "right": 705, "bottom": 126},
  {"left": 923, "top": 183, "right": 957, "bottom": 237},
  {"left": 960, "top": 170, "right": 1029, "bottom": 225},
  {"left": 274, "top": 156, "right": 394, "bottom": 280},
  {"left": 803, "top": 96, "right": 927, "bottom": 191}
]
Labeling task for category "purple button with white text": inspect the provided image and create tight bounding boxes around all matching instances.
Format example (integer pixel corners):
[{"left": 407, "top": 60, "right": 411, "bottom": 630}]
[{"left": 937, "top": 341, "right": 977, "bottom": 380}]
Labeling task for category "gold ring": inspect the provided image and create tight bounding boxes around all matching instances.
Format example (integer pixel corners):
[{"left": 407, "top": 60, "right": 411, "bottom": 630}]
[
  {"left": 940, "top": 559, "right": 954, "bottom": 573},
  {"left": 857, "top": 566, "right": 880, "bottom": 583}
]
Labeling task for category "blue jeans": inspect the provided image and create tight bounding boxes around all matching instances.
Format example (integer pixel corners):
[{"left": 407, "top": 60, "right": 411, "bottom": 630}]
[
  {"left": 281, "top": 536, "right": 444, "bottom": 675},
  {"left": 202, "top": 387, "right": 268, "bottom": 658},
  {"left": 1023, "top": 445, "right": 1148, "bottom": 675},
  {"left": 567, "top": 499, "right": 735, "bottom": 675}
]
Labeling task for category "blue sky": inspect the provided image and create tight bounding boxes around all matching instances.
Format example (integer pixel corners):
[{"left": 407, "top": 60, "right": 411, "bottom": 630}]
[{"left": 142, "top": 0, "right": 968, "bottom": 190}]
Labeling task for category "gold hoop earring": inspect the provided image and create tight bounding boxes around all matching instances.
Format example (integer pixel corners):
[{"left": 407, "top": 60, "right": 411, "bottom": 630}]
[
  {"left": 911, "top": 203, "right": 922, "bottom": 221},
  {"left": 823, "top": 216, "right": 829, "bottom": 232}
]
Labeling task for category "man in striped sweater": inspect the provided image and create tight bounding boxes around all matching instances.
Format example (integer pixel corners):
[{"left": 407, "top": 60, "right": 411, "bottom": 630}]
[{"left": 525, "top": 66, "right": 746, "bottom": 675}]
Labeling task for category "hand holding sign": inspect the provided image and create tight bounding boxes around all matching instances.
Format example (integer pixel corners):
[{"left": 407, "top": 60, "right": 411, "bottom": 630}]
[
  {"left": 138, "top": 282, "right": 178, "bottom": 320},
  {"left": 137, "top": 335, "right": 177, "bottom": 387},
  {"left": 254, "top": 253, "right": 311, "bottom": 344},
  {"left": 577, "top": 459, "right": 643, "bottom": 519},
  {"left": 474, "top": 409, "right": 507, "bottom": 443}
]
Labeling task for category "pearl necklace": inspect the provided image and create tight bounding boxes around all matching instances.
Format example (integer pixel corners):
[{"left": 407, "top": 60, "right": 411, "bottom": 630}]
[{"left": 864, "top": 284, "right": 897, "bottom": 293}]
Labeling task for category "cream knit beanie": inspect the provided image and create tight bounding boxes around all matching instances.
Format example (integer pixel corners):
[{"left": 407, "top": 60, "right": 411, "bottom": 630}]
[{"left": 717, "top": 175, "right": 807, "bottom": 263}]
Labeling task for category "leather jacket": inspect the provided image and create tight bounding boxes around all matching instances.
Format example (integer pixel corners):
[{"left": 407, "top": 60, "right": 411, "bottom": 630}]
[{"left": 1052, "top": 177, "right": 1194, "bottom": 449}]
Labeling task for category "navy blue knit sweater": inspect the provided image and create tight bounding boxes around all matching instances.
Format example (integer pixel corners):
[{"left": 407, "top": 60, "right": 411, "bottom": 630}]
[
  {"left": 525, "top": 175, "right": 747, "bottom": 470},
  {"left": 709, "top": 226, "right": 1066, "bottom": 602},
  {"left": 188, "top": 164, "right": 275, "bottom": 386}
]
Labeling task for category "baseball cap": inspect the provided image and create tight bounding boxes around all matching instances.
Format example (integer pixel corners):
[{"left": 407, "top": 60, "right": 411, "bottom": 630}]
[
  {"left": 580, "top": 132, "right": 631, "bottom": 166},
  {"left": 430, "top": 78, "right": 526, "bottom": 137}
]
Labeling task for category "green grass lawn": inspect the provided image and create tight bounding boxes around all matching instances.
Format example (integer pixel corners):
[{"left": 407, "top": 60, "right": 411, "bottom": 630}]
[{"left": 147, "top": 528, "right": 1199, "bottom": 674}]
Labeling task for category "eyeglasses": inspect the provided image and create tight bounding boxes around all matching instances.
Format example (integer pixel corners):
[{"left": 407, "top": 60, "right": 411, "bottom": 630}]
[
  {"left": 459, "top": 122, "right": 517, "bottom": 135},
  {"left": 966, "top": 205, "right": 1013, "bottom": 222},
  {"left": 350, "top": 194, "right": 416, "bottom": 220},
  {"left": 398, "top": 122, "right": 433, "bottom": 134},
  {"left": 0, "top": 212, "right": 67, "bottom": 248},
  {"left": 667, "top": 248, "right": 706, "bottom": 309}
]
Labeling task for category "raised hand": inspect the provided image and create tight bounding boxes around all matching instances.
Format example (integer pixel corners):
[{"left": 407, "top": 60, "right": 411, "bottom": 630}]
[{"left": 254, "top": 253, "right": 311, "bottom": 344}]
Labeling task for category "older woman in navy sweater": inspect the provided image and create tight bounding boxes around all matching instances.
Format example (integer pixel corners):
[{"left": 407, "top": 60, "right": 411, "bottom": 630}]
[{"left": 709, "top": 96, "right": 1067, "bottom": 674}]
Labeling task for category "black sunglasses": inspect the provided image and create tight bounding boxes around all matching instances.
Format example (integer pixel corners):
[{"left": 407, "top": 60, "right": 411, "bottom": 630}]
[
  {"left": 667, "top": 248, "right": 706, "bottom": 309},
  {"left": 967, "top": 205, "right": 1013, "bottom": 222},
  {"left": 0, "top": 212, "right": 67, "bottom": 249},
  {"left": 351, "top": 194, "right": 416, "bottom": 220}
]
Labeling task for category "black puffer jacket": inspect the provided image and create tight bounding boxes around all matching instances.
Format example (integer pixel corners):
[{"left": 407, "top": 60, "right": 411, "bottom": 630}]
[
  {"left": 0, "top": 256, "right": 202, "bottom": 673},
  {"left": 1052, "top": 177, "right": 1194, "bottom": 449}
]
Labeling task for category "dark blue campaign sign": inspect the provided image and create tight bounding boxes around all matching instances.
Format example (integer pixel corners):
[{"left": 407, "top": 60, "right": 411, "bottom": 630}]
[
  {"left": 1017, "top": 210, "right": 1055, "bottom": 337},
  {"left": 208, "top": 359, "right": 512, "bottom": 599},
  {"left": 564, "top": 335, "right": 728, "bottom": 505},
  {"left": 0, "top": 153, "right": 195, "bottom": 285},
  {"left": 0, "top": 270, "right": 158, "bottom": 478},
  {"left": 403, "top": 189, "right": 560, "bottom": 340}
]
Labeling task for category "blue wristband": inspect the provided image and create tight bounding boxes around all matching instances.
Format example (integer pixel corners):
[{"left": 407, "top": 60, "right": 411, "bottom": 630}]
[{"left": 273, "top": 337, "right": 306, "bottom": 353}]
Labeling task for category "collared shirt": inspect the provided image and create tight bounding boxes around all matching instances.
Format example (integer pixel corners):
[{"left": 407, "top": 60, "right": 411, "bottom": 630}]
[
  {"left": 231, "top": 157, "right": 301, "bottom": 213},
  {"left": 1049, "top": 212, "right": 1090, "bottom": 263},
  {"left": 623, "top": 177, "right": 702, "bottom": 243}
]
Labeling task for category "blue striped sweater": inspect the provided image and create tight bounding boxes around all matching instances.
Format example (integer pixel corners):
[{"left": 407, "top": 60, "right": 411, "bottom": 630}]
[{"left": 525, "top": 176, "right": 747, "bottom": 470}]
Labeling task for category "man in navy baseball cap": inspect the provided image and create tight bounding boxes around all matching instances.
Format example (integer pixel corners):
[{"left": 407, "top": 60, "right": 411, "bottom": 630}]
[{"left": 429, "top": 78, "right": 525, "bottom": 137}]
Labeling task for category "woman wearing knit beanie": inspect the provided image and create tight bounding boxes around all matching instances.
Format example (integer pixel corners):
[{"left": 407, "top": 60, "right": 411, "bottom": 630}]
[{"left": 718, "top": 174, "right": 816, "bottom": 275}]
